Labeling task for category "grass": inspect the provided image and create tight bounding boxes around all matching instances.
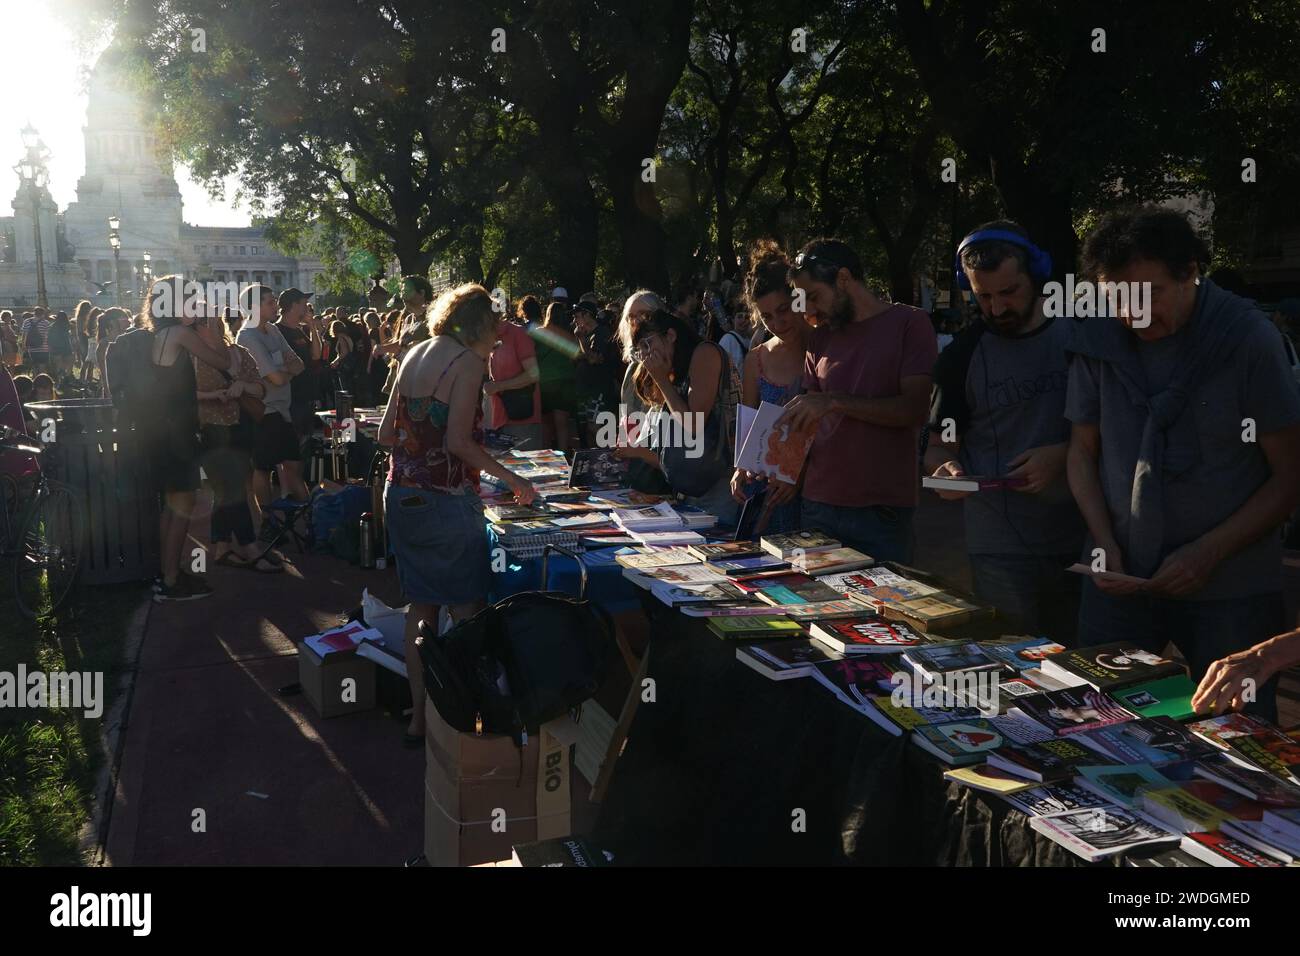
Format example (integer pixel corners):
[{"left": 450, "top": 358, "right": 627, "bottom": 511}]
[{"left": 0, "top": 579, "right": 147, "bottom": 866}]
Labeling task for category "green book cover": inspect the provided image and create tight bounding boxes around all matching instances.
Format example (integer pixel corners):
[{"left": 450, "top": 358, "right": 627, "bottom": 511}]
[
  {"left": 707, "top": 616, "right": 805, "bottom": 640},
  {"left": 1111, "top": 675, "right": 1197, "bottom": 721}
]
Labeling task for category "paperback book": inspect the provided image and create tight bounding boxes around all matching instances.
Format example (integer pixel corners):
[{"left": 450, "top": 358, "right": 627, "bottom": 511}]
[
  {"left": 810, "top": 618, "right": 929, "bottom": 654},
  {"left": 1039, "top": 642, "right": 1184, "bottom": 692},
  {"left": 760, "top": 530, "right": 840, "bottom": 558},
  {"left": 1010, "top": 687, "right": 1138, "bottom": 736},
  {"left": 1030, "top": 806, "right": 1179, "bottom": 862}
]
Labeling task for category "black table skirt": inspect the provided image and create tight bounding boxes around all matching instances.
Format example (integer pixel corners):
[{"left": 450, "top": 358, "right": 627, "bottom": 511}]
[{"left": 592, "top": 600, "right": 1099, "bottom": 866}]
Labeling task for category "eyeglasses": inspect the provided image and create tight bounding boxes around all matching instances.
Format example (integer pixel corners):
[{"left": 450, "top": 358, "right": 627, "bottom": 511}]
[{"left": 793, "top": 251, "right": 842, "bottom": 271}]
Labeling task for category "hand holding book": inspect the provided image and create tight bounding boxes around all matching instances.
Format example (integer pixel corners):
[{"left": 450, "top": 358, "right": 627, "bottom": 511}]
[{"left": 927, "top": 459, "right": 973, "bottom": 500}]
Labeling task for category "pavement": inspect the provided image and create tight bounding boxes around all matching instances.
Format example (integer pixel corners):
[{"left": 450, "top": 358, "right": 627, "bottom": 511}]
[
  {"left": 103, "top": 495, "right": 423, "bottom": 866},
  {"left": 101, "top": 489, "right": 1300, "bottom": 866}
]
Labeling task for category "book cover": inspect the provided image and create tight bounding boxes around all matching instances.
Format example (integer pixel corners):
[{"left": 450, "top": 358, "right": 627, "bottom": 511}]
[
  {"left": 791, "top": 547, "right": 874, "bottom": 576},
  {"left": 1186, "top": 712, "right": 1278, "bottom": 749},
  {"left": 944, "top": 763, "right": 1035, "bottom": 795},
  {"left": 868, "top": 694, "right": 982, "bottom": 733},
  {"left": 1225, "top": 730, "right": 1300, "bottom": 781},
  {"left": 1075, "top": 763, "right": 1171, "bottom": 808},
  {"left": 903, "top": 642, "right": 1001, "bottom": 679},
  {"left": 1180, "top": 832, "right": 1284, "bottom": 868},
  {"left": 810, "top": 618, "right": 929, "bottom": 654},
  {"left": 1040, "top": 642, "right": 1184, "bottom": 691},
  {"left": 1002, "top": 783, "right": 1110, "bottom": 817},
  {"left": 749, "top": 638, "right": 843, "bottom": 670},
  {"left": 734, "top": 400, "right": 816, "bottom": 484},
  {"left": 1193, "top": 753, "right": 1300, "bottom": 807},
  {"left": 1011, "top": 687, "right": 1138, "bottom": 736},
  {"left": 1031, "top": 807, "right": 1178, "bottom": 861},
  {"left": 710, "top": 555, "right": 794, "bottom": 576},
  {"left": 639, "top": 563, "right": 728, "bottom": 585},
  {"left": 988, "top": 737, "right": 1115, "bottom": 782},
  {"left": 809, "top": 657, "right": 902, "bottom": 702},
  {"left": 566, "top": 448, "right": 631, "bottom": 489},
  {"left": 782, "top": 600, "right": 879, "bottom": 623},
  {"left": 679, "top": 601, "right": 782, "bottom": 618},
  {"left": 511, "top": 837, "right": 611, "bottom": 867},
  {"left": 1110, "top": 674, "right": 1198, "bottom": 722},
  {"left": 691, "top": 541, "right": 766, "bottom": 562},
  {"left": 1141, "top": 787, "right": 1232, "bottom": 834},
  {"left": 612, "top": 547, "right": 700, "bottom": 570},
  {"left": 912, "top": 720, "right": 1005, "bottom": 765},
  {"left": 978, "top": 638, "right": 1068, "bottom": 672},
  {"left": 650, "top": 581, "right": 750, "bottom": 607},
  {"left": 748, "top": 574, "right": 844, "bottom": 606},
  {"left": 760, "top": 530, "right": 840, "bottom": 558},
  {"left": 706, "top": 615, "right": 806, "bottom": 640}
]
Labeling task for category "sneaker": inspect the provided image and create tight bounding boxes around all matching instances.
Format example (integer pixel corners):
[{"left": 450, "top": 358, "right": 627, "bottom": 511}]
[{"left": 153, "top": 575, "right": 214, "bottom": 603}]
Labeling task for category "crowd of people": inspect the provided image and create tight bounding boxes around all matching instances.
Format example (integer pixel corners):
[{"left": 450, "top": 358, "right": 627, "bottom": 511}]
[{"left": 3, "top": 203, "right": 1300, "bottom": 737}]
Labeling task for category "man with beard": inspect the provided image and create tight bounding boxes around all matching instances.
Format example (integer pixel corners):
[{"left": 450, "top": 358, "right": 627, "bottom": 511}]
[
  {"left": 923, "top": 221, "right": 1084, "bottom": 642},
  {"left": 781, "top": 238, "right": 936, "bottom": 561}
]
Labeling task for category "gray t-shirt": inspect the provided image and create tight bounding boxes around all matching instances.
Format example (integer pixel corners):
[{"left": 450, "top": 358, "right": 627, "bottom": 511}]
[
  {"left": 236, "top": 323, "right": 294, "bottom": 421},
  {"left": 930, "top": 316, "right": 1084, "bottom": 556},
  {"left": 1066, "top": 316, "right": 1300, "bottom": 600}
]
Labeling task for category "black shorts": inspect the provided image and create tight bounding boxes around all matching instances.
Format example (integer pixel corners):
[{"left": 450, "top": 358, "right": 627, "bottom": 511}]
[{"left": 252, "top": 413, "right": 301, "bottom": 471}]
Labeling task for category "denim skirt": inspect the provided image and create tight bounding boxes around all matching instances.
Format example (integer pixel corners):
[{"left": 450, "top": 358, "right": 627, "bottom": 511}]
[{"left": 384, "top": 483, "right": 492, "bottom": 605}]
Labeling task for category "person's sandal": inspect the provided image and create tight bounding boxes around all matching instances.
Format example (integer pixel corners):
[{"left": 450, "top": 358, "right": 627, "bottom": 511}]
[{"left": 251, "top": 556, "right": 284, "bottom": 573}]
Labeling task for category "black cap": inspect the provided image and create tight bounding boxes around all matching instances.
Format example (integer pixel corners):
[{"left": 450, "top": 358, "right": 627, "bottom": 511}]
[{"left": 278, "top": 288, "right": 312, "bottom": 310}]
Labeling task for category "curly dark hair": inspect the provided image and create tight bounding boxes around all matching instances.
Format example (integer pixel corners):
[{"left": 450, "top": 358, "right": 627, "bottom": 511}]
[
  {"left": 744, "top": 239, "right": 793, "bottom": 305},
  {"left": 1081, "top": 207, "right": 1209, "bottom": 282}
]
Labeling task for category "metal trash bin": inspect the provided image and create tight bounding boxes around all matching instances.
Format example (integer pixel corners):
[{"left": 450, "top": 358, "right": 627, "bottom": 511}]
[{"left": 28, "top": 399, "right": 160, "bottom": 585}]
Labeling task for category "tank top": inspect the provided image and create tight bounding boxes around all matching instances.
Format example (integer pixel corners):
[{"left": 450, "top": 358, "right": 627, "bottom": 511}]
[
  {"left": 754, "top": 345, "right": 802, "bottom": 407},
  {"left": 387, "top": 346, "right": 482, "bottom": 494},
  {"left": 150, "top": 327, "right": 199, "bottom": 436}
]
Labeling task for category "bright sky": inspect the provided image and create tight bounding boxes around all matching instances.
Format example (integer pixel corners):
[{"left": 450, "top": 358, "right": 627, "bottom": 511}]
[{"left": 0, "top": 2, "right": 252, "bottom": 227}]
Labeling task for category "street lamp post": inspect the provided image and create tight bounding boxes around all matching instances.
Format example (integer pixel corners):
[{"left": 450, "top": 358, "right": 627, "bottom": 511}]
[
  {"left": 16, "top": 124, "right": 50, "bottom": 309},
  {"left": 108, "top": 215, "right": 122, "bottom": 308},
  {"left": 141, "top": 251, "right": 152, "bottom": 310}
]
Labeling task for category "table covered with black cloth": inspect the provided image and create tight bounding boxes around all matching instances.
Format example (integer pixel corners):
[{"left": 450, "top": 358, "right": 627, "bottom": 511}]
[{"left": 591, "top": 599, "right": 1101, "bottom": 866}]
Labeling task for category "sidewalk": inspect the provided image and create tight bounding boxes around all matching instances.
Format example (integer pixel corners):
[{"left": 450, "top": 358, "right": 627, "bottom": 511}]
[{"left": 104, "top": 504, "right": 420, "bottom": 866}]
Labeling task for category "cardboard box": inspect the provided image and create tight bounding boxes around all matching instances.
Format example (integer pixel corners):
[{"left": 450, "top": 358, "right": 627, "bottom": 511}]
[
  {"left": 423, "top": 698, "right": 573, "bottom": 867},
  {"left": 297, "top": 642, "right": 377, "bottom": 718}
]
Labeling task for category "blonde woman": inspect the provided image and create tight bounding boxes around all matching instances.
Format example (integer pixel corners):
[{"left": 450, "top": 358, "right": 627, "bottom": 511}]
[{"left": 377, "top": 283, "right": 537, "bottom": 746}]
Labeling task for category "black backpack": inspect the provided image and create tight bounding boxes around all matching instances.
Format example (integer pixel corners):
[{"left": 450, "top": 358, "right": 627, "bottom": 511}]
[{"left": 417, "top": 589, "right": 613, "bottom": 747}]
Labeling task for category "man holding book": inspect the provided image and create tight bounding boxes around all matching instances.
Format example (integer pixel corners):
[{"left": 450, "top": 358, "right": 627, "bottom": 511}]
[
  {"left": 780, "top": 239, "right": 936, "bottom": 561},
  {"left": 1066, "top": 207, "right": 1300, "bottom": 719},
  {"left": 924, "top": 221, "right": 1084, "bottom": 642}
]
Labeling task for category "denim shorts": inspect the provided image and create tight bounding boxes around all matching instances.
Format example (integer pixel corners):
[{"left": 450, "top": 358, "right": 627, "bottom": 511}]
[{"left": 384, "top": 484, "right": 492, "bottom": 606}]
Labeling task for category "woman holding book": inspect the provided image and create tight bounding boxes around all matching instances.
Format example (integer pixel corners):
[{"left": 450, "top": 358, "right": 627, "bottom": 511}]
[
  {"left": 616, "top": 306, "right": 740, "bottom": 525},
  {"left": 377, "top": 283, "right": 537, "bottom": 747},
  {"left": 730, "top": 241, "right": 809, "bottom": 533}
]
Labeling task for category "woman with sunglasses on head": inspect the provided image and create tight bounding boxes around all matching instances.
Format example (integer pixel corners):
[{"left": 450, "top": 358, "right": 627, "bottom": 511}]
[
  {"left": 616, "top": 303, "right": 741, "bottom": 525},
  {"left": 194, "top": 309, "right": 279, "bottom": 572}
]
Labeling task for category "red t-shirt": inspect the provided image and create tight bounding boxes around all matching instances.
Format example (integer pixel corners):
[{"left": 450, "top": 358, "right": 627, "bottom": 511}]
[
  {"left": 489, "top": 321, "right": 543, "bottom": 427},
  {"left": 802, "top": 304, "right": 937, "bottom": 508}
]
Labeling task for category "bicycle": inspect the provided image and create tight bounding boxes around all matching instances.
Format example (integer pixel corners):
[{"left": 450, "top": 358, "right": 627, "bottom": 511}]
[{"left": 0, "top": 404, "right": 87, "bottom": 619}]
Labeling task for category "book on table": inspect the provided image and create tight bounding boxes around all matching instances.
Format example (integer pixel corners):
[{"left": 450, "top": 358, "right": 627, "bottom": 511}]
[
  {"left": 882, "top": 592, "right": 992, "bottom": 632},
  {"left": 648, "top": 580, "right": 752, "bottom": 607},
  {"left": 1000, "top": 782, "right": 1111, "bottom": 817},
  {"left": 987, "top": 736, "right": 1117, "bottom": 783},
  {"left": 679, "top": 600, "right": 785, "bottom": 618},
  {"left": 612, "top": 547, "right": 701, "bottom": 570},
  {"left": 1191, "top": 752, "right": 1300, "bottom": 807},
  {"left": 911, "top": 720, "right": 1005, "bottom": 766},
  {"left": 708, "top": 554, "right": 794, "bottom": 576},
  {"left": 781, "top": 600, "right": 879, "bottom": 622},
  {"left": 977, "top": 637, "right": 1068, "bottom": 672},
  {"left": 943, "top": 763, "right": 1036, "bottom": 795},
  {"left": 566, "top": 448, "right": 631, "bottom": 489},
  {"left": 1107, "top": 674, "right": 1198, "bottom": 722},
  {"left": 735, "top": 638, "right": 841, "bottom": 681},
  {"left": 790, "top": 547, "right": 874, "bottom": 575},
  {"left": 901, "top": 642, "right": 1001, "bottom": 681},
  {"left": 689, "top": 540, "right": 766, "bottom": 562},
  {"left": 1038, "top": 641, "right": 1185, "bottom": 691},
  {"left": 760, "top": 530, "right": 840, "bottom": 558},
  {"left": 810, "top": 618, "right": 929, "bottom": 654},
  {"left": 705, "top": 615, "right": 806, "bottom": 641},
  {"left": 1029, "top": 806, "right": 1179, "bottom": 862},
  {"left": 1010, "top": 687, "right": 1138, "bottom": 736},
  {"left": 738, "top": 572, "right": 845, "bottom": 606},
  {"left": 1179, "top": 831, "right": 1285, "bottom": 867},
  {"left": 1073, "top": 763, "right": 1172, "bottom": 809}
]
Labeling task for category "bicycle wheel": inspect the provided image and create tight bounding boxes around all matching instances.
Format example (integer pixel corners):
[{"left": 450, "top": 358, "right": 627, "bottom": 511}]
[{"left": 13, "top": 480, "right": 86, "bottom": 620}]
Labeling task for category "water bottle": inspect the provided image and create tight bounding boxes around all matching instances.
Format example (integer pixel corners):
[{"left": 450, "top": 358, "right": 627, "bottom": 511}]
[{"left": 359, "top": 512, "right": 375, "bottom": 569}]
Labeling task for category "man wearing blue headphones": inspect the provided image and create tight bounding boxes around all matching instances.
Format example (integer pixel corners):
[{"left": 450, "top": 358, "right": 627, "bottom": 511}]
[{"left": 925, "top": 220, "right": 1084, "bottom": 643}]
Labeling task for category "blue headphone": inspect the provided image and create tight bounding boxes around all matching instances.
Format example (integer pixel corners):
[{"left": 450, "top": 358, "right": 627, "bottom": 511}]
[{"left": 953, "top": 229, "right": 1053, "bottom": 290}]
